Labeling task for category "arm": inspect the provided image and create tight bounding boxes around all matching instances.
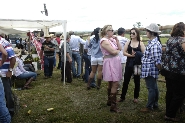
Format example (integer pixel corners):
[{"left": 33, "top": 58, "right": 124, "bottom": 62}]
[
  {"left": 66, "top": 43, "right": 72, "bottom": 63},
  {"left": 101, "top": 40, "right": 119, "bottom": 55},
  {"left": 66, "top": 53, "right": 72, "bottom": 63},
  {"left": 45, "top": 45, "right": 55, "bottom": 51},
  {"left": 79, "top": 37, "right": 86, "bottom": 45},
  {"left": 123, "top": 41, "right": 135, "bottom": 57},
  {"left": 17, "top": 58, "right": 27, "bottom": 73},
  {"left": 140, "top": 42, "right": 146, "bottom": 53},
  {"left": 113, "top": 36, "right": 121, "bottom": 50},
  {"left": 0, "top": 45, "right": 7, "bottom": 66},
  {"left": 151, "top": 44, "right": 162, "bottom": 70},
  {"left": 181, "top": 38, "right": 185, "bottom": 51}
]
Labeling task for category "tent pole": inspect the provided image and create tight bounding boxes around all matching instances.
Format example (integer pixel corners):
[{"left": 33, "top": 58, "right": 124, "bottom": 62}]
[{"left": 63, "top": 21, "right": 67, "bottom": 85}]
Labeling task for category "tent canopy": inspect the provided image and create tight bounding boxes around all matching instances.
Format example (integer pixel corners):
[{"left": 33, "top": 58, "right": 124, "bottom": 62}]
[
  {"left": 0, "top": 19, "right": 66, "bottom": 29},
  {"left": 0, "top": 18, "right": 67, "bottom": 85},
  {"left": 0, "top": 28, "right": 27, "bottom": 34}
]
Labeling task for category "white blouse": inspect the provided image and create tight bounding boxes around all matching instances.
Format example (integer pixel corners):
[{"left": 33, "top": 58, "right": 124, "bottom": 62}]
[{"left": 13, "top": 57, "right": 28, "bottom": 77}]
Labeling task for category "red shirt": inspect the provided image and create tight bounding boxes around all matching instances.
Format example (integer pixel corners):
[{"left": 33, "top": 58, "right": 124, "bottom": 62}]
[{"left": 55, "top": 37, "right": 60, "bottom": 45}]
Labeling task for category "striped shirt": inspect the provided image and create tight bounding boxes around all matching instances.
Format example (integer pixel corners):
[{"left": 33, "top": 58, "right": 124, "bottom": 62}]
[
  {"left": 141, "top": 37, "right": 162, "bottom": 79},
  {"left": 0, "top": 37, "right": 16, "bottom": 77},
  {"left": 41, "top": 41, "right": 56, "bottom": 57}
]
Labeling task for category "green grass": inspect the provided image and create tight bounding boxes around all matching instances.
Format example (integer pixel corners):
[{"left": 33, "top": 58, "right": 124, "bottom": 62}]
[{"left": 11, "top": 69, "right": 185, "bottom": 123}]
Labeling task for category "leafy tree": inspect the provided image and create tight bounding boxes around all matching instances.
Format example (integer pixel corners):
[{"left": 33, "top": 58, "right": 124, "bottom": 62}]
[{"left": 133, "top": 22, "right": 142, "bottom": 28}]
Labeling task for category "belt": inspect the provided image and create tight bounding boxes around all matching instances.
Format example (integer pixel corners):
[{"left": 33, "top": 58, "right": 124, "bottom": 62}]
[
  {"left": 72, "top": 50, "right": 79, "bottom": 52},
  {"left": 104, "top": 55, "right": 118, "bottom": 59},
  {"left": 45, "top": 56, "right": 55, "bottom": 58}
]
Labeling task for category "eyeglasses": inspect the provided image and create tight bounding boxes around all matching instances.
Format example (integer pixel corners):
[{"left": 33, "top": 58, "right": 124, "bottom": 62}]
[
  {"left": 130, "top": 32, "right": 136, "bottom": 35},
  {"left": 107, "top": 30, "right": 114, "bottom": 32}
]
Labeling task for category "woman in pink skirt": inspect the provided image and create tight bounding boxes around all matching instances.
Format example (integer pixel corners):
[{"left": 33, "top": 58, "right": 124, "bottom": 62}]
[{"left": 100, "top": 25, "right": 122, "bottom": 113}]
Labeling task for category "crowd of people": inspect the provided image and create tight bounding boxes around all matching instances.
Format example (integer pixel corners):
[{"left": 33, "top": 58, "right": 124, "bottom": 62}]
[{"left": 0, "top": 21, "right": 184, "bottom": 122}]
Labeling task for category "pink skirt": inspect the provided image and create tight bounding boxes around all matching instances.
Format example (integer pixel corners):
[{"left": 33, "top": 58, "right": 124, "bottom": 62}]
[{"left": 102, "top": 56, "right": 122, "bottom": 82}]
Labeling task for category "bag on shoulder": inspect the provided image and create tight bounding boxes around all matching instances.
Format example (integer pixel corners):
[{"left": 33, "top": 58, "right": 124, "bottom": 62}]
[{"left": 133, "top": 65, "right": 141, "bottom": 75}]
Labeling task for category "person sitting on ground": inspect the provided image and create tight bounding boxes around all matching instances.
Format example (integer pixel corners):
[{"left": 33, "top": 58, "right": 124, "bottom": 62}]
[{"left": 13, "top": 52, "right": 37, "bottom": 89}]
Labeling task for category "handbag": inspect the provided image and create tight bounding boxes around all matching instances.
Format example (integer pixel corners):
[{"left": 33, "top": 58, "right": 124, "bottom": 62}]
[{"left": 133, "top": 65, "right": 141, "bottom": 75}]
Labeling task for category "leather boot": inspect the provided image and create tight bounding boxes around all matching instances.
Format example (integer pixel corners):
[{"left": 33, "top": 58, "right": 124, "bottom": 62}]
[
  {"left": 97, "top": 79, "right": 102, "bottom": 90},
  {"left": 110, "top": 93, "right": 122, "bottom": 113},
  {"left": 87, "top": 78, "right": 93, "bottom": 90},
  {"left": 23, "top": 77, "right": 34, "bottom": 89},
  {"left": 107, "top": 89, "right": 111, "bottom": 106}
]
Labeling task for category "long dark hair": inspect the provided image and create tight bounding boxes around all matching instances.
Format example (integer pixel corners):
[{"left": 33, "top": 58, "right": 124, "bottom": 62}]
[
  {"left": 130, "top": 28, "right": 140, "bottom": 41},
  {"left": 94, "top": 27, "right": 100, "bottom": 43},
  {"left": 146, "top": 29, "right": 161, "bottom": 43},
  {"left": 171, "top": 22, "right": 185, "bottom": 37}
]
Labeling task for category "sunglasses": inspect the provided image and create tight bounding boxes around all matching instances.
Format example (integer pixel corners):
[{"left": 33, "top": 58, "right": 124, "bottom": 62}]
[
  {"left": 107, "top": 30, "right": 114, "bottom": 32},
  {"left": 130, "top": 32, "right": 136, "bottom": 35}
]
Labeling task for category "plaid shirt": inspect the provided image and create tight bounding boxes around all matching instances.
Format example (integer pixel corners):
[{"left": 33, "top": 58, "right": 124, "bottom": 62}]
[{"left": 141, "top": 37, "right": 162, "bottom": 79}]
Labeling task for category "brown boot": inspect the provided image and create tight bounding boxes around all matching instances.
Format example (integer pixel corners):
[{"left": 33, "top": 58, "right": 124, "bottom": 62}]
[
  {"left": 110, "top": 93, "right": 122, "bottom": 113},
  {"left": 107, "top": 89, "right": 111, "bottom": 106},
  {"left": 97, "top": 79, "right": 102, "bottom": 90},
  {"left": 87, "top": 78, "right": 93, "bottom": 90},
  {"left": 23, "top": 77, "right": 34, "bottom": 89}
]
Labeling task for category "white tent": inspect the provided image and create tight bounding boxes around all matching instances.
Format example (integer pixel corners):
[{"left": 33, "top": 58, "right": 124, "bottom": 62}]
[
  {"left": 0, "top": 19, "right": 67, "bottom": 85},
  {"left": 0, "top": 28, "right": 26, "bottom": 34}
]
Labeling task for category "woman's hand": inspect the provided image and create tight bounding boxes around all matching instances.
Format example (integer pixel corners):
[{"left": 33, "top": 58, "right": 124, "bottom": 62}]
[
  {"left": 112, "top": 35, "right": 118, "bottom": 41},
  {"left": 130, "top": 50, "right": 136, "bottom": 57},
  {"left": 69, "top": 58, "right": 72, "bottom": 63}
]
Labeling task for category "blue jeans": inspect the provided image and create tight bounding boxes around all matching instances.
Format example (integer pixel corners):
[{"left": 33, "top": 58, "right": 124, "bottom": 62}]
[
  {"left": 0, "top": 79, "right": 11, "bottom": 123},
  {"left": 145, "top": 76, "right": 159, "bottom": 109},
  {"left": 83, "top": 54, "right": 96, "bottom": 86},
  {"left": 18, "top": 71, "right": 37, "bottom": 79},
  {"left": 72, "top": 52, "right": 81, "bottom": 77},
  {"left": 2, "top": 78, "right": 14, "bottom": 113},
  {"left": 44, "top": 56, "right": 55, "bottom": 77}
]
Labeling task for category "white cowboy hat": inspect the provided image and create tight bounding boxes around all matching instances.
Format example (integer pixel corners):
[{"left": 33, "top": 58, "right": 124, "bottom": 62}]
[
  {"left": 44, "top": 34, "right": 51, "bottom": 38},
  {"left": 13, "top": 48, "right": 22, "bottom": 56},
  {"left": 145, "top": 23, "right": 161, "bottom": 33}
]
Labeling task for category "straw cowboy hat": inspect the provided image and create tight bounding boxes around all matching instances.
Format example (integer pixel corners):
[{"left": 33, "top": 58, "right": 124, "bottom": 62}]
[
  {"left": 145, "top": 23, "right": 161, "bottom": 33},
  {"left": 60, "top": 35, "right": 64, "bottom": 40},
  {"left": 13, "top": 48, "right": 22, "bottom": 56},
  {"left": 44, "top": 34, "right": 51, "bottom": 38},
  {"left": 49, "top": 34, "right": 55, "bottom": 38}
]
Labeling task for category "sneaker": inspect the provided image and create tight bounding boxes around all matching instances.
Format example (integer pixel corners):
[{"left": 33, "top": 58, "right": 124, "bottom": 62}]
[
  {"left": 117, "top": 98, "right": 125, "bottom": 102},
  {"left": 140, "top": 108, "right": 152, "bottom": 112},
  {"left": 164, "top": 115, "right": 180, "bottom": 122},
  {"left": 133, "top": 98, "right": 138, "bottom": 103}
]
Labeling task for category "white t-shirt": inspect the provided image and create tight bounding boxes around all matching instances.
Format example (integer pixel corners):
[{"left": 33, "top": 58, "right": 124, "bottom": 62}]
[{"left": 117, "top": 36, "right": 129, "bottom": 63}]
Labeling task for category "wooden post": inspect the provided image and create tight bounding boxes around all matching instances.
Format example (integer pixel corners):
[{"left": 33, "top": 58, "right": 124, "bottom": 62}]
[{"left": 28, "top": 33, "right": 31, "bottom": 54}]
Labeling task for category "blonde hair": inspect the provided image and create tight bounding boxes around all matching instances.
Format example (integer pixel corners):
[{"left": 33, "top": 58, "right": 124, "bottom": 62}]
[{"left": 99, "top": 25, "right": 112, "bottom": 38}]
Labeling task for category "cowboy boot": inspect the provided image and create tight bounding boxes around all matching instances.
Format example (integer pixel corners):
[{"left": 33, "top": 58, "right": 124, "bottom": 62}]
[
  {"left": 107, "top": 89, "right": 111, "bottom": 106},
  {"left": 110, "top": 93, "right": 122, "bottom": 113},
  {"left": 87, "top": 78, "right": 93, "bottom": 90},
  {"left": 97, "top": 79, "right": 102, "bottom": 90},
  {"left": 23, "top": 77, "right": 34, "bottom": 89}
]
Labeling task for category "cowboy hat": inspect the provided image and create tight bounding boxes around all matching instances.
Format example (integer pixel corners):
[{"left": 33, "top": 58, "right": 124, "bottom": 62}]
[
  {"left": 60, "top": 35, "right": 64, "bottom": 40},
  {"left": 13, "top": 48, "right": 22, "bottom": 56},
  {"left": 145, "top": 23, "right": 161, "bottom": 33},
  {"left": 44, "top": 34, "right": 51, "bottom": 38}
]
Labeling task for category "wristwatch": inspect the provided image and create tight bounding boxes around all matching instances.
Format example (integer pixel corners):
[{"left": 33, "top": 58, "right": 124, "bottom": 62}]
[{"left": 8, "top": 68, "right": 13, "bottom": 72}]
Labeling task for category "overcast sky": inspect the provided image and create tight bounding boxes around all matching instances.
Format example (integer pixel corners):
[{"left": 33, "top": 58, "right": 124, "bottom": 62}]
[{"left": 0, "top": 0, "right": 185, "bottom": 32}]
